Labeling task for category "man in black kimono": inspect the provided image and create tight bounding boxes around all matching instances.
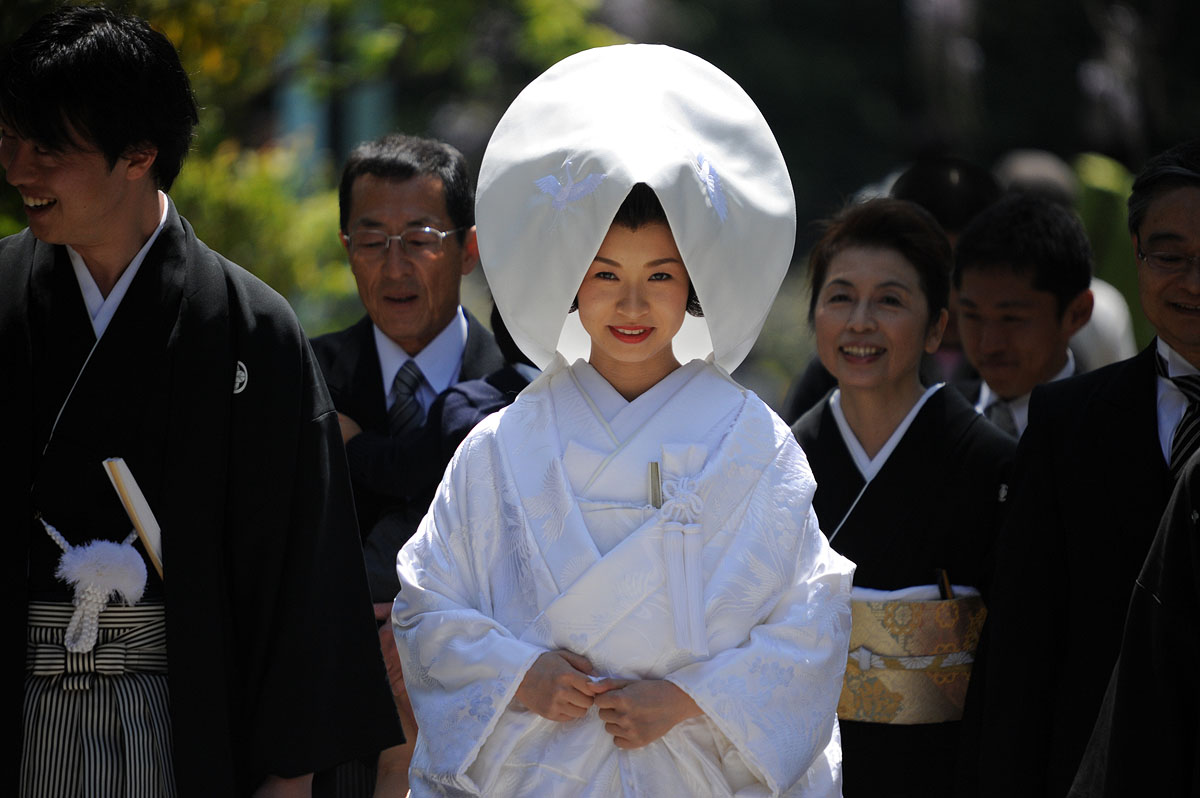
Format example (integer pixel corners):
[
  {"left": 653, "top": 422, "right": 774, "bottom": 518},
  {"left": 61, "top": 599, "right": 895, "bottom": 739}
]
[
  {"left": 0, "top": 7, "right": 400, "bottom": 796},
  {"left": 965, "top": 139, "right": 1200, "bottom": 797}
]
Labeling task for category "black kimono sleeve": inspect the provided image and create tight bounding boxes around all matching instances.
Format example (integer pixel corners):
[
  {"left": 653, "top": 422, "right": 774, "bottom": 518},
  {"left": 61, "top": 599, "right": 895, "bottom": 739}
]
[{"left": 218, "top": 272, "right": 404, "bottom": 790}]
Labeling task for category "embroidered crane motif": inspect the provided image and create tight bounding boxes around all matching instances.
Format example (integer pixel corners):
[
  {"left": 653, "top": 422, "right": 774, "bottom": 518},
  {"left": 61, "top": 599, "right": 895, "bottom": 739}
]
[
  {"left": 534, "top": 160, "right": 606, "bottom": 209},
  {"left": 694, "top": 152, "right": 728, "bottom": 222}
]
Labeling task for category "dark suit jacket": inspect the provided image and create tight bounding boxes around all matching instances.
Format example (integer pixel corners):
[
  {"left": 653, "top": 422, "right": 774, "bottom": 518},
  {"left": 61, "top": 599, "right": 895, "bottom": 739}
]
[
  {"left": 964, "top": 344, "right": 1174, "bottom": 797},
  {"left": 310, "top": 312, "right": 507, "bottom": 601},
  {"left": 1068, "top": 446, "right": 1200, "bottom": 798}
]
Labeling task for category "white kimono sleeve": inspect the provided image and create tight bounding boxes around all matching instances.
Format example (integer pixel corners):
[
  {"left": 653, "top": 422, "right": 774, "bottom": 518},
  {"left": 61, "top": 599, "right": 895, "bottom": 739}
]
[
  {"left": 391, "top": 430, "right": 548, "bottom": 794},
  {"left": 666, "top": 444, "right": 853, "bottom": 796}
]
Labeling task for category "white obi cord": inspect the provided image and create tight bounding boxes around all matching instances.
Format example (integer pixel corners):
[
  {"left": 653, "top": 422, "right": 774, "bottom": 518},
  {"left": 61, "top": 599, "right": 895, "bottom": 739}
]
[
  {"left": 659, "top": 444, "right": 709, "bottom": 656},
  {"left": 40, "top": 517, "right": 146, "bottom": 654}
]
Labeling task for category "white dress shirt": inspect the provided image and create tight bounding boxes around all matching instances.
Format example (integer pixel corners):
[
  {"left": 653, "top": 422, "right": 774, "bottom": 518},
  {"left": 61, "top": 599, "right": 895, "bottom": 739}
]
[
  {"left": 374, "top": 306, "right": 468, "bottom": 413},
  {"left": 975, "top": 349, "right": 1076, "bottom": 439},
  {"left": 1155, "top": 338, "right": 1200, "bottom": 463}
]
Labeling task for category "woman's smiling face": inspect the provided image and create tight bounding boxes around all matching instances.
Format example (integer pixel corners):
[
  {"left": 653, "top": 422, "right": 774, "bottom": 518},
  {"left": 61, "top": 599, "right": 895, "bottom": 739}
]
[
  {"left": 576, "top": 221, "right": 690, "bottom": 398},
  {"left": 814, "top": 245, "right": 943, "bottom": 399}
]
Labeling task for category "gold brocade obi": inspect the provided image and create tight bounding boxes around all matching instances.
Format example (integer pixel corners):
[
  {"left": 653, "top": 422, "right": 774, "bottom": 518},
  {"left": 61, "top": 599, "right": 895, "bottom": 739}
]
[{"left": 838, "top": 594, "right": 986, "bottom": 725}]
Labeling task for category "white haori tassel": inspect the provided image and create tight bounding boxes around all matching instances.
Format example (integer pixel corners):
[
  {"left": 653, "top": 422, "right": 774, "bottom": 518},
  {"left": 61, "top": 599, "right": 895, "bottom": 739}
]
[
  {"left": 41, "top": 518, "right": 146, "bottom": 653},
  {"left": 660, "top": 461, "right": 709, "bottom": 656}
]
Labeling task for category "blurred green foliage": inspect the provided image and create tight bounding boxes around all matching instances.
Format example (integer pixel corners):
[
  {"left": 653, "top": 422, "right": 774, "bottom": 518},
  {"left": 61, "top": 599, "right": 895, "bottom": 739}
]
[
  {"left": 3, "top": 0, "right": 1198, "bottom": 400},
  {"left": 1075, "top": 153, "right": 1148, "bottom": 346},
  {"left": 0, "top": 0, "right": 622, "bottom": 335},
  {"left": 169, "top": 136, "right": 363, "bottom": 335}
]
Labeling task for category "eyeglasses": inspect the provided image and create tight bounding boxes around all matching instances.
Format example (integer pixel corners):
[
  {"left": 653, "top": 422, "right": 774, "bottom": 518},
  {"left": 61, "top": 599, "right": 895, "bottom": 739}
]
[
  {"left": 346, "top": 226, "right": 465, "bottom": 260},
  {"left": 1136, "top": 236, "right": 1200, "bottom": 274}
]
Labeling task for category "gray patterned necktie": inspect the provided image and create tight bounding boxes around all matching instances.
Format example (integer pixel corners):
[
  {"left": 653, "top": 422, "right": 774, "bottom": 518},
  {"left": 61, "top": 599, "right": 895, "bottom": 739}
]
[
  {"left": 984, "top": 399, "right": 1018, "bottom": 438},
  {"left": 388, "top": 359, "right": 426, "bottom": 436},
  {"left": 1158, "top": 354, "right": 1200, "bottom": 480}
]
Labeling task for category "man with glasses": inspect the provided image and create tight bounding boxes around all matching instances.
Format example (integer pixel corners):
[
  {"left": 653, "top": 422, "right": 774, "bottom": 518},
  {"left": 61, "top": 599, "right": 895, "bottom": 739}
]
[
  {"left": 965, "top": 139, "right": 1200, "bottom": 796},
  {"left": 311, "top": 132, "right": 507, "bottom": 794}
]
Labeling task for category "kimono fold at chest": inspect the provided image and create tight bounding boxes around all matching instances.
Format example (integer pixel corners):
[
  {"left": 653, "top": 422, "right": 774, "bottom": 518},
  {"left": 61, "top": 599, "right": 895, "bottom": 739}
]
[{"left": 394, "top": 357, "right": 853, "bottom": 797}]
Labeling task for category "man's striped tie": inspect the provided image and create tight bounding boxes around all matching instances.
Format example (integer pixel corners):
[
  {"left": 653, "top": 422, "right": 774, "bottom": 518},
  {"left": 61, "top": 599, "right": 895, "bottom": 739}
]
[
  {"left": 1158, "top": 354, "right": 1200, "bottom": 480},
  {"left": 388, "top": 359, "right": 426, "bottom": 436}
]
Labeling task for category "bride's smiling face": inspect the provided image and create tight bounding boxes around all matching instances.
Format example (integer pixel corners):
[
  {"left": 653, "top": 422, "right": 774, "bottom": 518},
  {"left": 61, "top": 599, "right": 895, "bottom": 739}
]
[{"left": 576, "top": 221, "right": 690, "bottom": 397}]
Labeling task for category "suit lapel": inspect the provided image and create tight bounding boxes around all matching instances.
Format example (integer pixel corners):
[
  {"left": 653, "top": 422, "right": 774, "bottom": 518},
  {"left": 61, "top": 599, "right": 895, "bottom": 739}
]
[
  {"left": 1090, "top": 346, "right": 1171, "bottom": 560},
  {"left": 459, "top": 310, "right": 505, "bottom": 382},
  {"left": 323, "top": 317, "right": 386, "bottom": 430}
]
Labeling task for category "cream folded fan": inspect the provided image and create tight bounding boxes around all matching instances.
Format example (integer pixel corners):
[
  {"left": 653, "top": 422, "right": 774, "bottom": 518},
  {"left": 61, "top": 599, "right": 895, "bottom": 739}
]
[{"left": 102, "top": 457, "right": 164, "bottom": 580}]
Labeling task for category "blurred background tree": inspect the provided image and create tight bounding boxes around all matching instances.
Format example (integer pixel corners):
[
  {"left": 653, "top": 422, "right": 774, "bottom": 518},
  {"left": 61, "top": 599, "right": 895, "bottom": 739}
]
[{"left": 2, "top": 0, "right": 1198, "bottom": 401}]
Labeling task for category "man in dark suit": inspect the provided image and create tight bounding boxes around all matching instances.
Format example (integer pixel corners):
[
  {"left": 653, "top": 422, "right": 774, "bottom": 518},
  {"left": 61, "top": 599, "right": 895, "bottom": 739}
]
[
  {"left": 310, "top": 133, "right": 507, "bottom": 795},
  {"left": 312, "top": 133, "right": 506, "bottom": 600},
  {"left": 953, "top": 193, "right": 1095, "bottom": 439},
  {"left": 1068, "top": 445, "right": 1200, "bottom": 797},
  {"left": 965, "top": 139, "right": 1200, "bottom": 797}
]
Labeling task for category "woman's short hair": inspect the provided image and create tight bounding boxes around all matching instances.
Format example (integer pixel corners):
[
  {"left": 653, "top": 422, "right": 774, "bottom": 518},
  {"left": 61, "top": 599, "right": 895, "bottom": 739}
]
[{"left": 806, "top": 197, "right": 951, "bottom": 329}]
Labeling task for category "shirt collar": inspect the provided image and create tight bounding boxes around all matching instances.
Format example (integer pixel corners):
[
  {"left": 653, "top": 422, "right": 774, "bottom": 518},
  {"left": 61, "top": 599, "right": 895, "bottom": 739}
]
[
  {"left": 373, "top": 306, "right": 468, "bottom": 398},
  {"left": 1157, "top": 337, "right": 1200, "bottom": 378},
  {"left": 975, "top": 349, "right": 1076, "bottom": 413},
  {"left": 976, "top": 349, "right": 1076, "bottom": 438}
]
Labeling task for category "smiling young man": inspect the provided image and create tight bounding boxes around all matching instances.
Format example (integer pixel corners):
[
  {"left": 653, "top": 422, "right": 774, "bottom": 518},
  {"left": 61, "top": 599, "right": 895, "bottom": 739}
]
[
  {"left": 965, "top": 140, "right": 1200, "bottom": 797},
  {"left": 953, "top": 193, "right": 1095, "bottom": 438},
  {"left": 0, "top": 7, "right": 399, "bottom": 797}
]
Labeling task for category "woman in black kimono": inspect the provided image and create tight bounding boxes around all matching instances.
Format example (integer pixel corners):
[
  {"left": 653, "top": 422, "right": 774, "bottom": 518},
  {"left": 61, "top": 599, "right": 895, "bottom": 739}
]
[{"left": 792, "top": 198, "right": 1015, "bottom": 797}]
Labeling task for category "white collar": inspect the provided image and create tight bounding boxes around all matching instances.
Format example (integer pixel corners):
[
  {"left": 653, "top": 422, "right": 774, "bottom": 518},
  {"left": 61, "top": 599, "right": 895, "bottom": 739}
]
[
  {"left": 570, "top": 357, "right": 705, "bottom": 424},
  {"left": 1157, "top": 338, "right": 1200, "bottom": 378},
  {"left": 975, "top": 349, "right": 1075, "bottom": 438},
  {"left": 373, "top": 306, "right": 469, "bottom": 399},
  {"left": 831, "top": 383, "right": 943, "bottom": 482},
  {"left": 68, "top": 191, "right": 170, "bottom": 339}
]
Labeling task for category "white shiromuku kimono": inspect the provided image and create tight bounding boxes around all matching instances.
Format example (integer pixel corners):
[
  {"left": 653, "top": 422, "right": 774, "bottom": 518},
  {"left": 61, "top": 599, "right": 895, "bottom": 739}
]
[{"left": 394, "top": 356, "right": 854, "bottom": 797}]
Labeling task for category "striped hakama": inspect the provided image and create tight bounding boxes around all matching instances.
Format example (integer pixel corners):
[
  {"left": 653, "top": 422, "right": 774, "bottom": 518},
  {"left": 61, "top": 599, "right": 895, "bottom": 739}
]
[{"left": 22, "top": 601, "right": 175, "bottom": 798}]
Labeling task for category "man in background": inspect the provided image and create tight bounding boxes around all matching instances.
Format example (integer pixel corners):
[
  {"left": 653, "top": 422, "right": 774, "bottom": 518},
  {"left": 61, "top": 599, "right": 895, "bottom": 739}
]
[
  {"left": 967, "top": 139, "right": 1200, "bottom": 797},
  {"left": 311, "top": 133, "right": 514, "bottom": 794},
  {"left": 313, "top": 133, "right": 507, "bottom": 600},
  {"left": 954, "top": 192, "right": 1095, "bottom": 438}
]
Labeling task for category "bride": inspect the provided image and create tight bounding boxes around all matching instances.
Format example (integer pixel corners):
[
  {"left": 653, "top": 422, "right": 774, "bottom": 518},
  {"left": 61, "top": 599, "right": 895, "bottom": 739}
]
[{"left": 391, "top": 44, "right": 854, "bottom": 797}]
